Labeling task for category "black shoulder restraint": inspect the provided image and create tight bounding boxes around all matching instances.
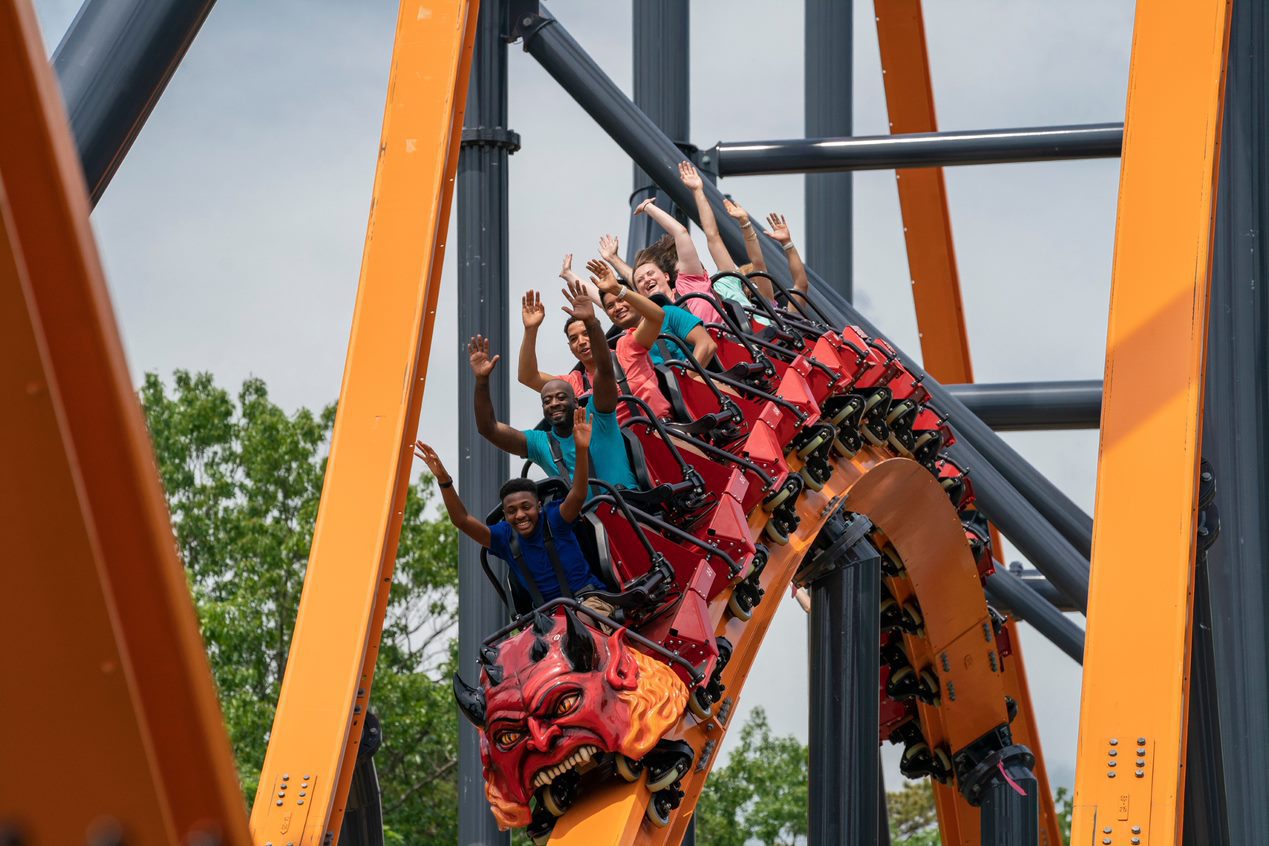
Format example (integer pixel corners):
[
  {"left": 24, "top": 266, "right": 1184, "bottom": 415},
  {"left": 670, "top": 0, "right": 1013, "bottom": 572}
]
[{"left": 507, "top": 512, "right": 574, "bottom": 603}]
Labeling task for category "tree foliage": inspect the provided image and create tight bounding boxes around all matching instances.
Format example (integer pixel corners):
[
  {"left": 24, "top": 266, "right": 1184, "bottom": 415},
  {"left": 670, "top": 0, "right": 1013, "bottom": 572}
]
[
  {"left": 696, "top": 708, "right": 808, "bottom": 846},
  {"left": 140, "top": 371, "right": 461, "bottom": 841}
]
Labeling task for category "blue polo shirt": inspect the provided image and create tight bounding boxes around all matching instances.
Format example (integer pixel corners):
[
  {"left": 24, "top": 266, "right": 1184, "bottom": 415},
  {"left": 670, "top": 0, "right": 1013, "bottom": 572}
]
[
  {"left": 487, "top": 501, "right": 603, "bottom": 601},
  {"left": 650, "top": 304, "right": 704, "bottom": 365},
  {"left": 522, "top": 406, "right": 638, "bottom": 490}
]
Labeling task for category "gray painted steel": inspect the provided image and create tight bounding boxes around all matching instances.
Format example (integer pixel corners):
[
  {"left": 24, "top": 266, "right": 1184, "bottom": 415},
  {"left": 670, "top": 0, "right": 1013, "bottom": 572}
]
[
  {"left": 53, "top": 0, "right": 216, "bottom": 206},
  {"left": 717, "top": 123, "right": 1122, "bottom": 176},
  {"left": 1183, "top": 557, "right": 1230, "bottom": 845},
  {"left": 519, "top": 7, "right": 1093, "bottom": 613},
  {"left": 808, "top": 517, "right": 880, "bottom": 846},
  {"left": 457, "top": 2, "right": 513, "bottom": 843},
  {"left": 945, "top": 380, "right": 1102, "bottom": 431},
  {"left": 1003, "top": 565, "right": 1079, "bottom": 613},
  {"left": 627, "top": 0, "right": 690, "bottom": 263},
  {"left": 978, "top": 763, "right": 1039, "bottom": 846},
  {"left": 1200, "top": 1, "right": 1269, "bottom": 839},
  {"left": 985, "top": 568, "right": 1084, "bottom": 663},
  {"left": 804, "top": 0, "right": 853, "bottom": 298}
]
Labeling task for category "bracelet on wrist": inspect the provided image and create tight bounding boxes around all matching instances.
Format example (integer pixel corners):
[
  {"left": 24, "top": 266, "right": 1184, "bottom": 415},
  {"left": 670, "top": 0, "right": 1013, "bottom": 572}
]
[
  {"left": 438, "top": 478, "right": 453, "bottom": 489},
  {"left": 782, "top": 241, "right": 796, "bottom": 252},
  {"left": 739, "top": 220, "right": 752, "bottom": 229}
]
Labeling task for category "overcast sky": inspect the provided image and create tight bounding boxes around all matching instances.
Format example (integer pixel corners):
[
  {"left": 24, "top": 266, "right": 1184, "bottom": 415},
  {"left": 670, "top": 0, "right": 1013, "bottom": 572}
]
[{"left": 34, "top": 0, "right": 1136, "bottom": 794}]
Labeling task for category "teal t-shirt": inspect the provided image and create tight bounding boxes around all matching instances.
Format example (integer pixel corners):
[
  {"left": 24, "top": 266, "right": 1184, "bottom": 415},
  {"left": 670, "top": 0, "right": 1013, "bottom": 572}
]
[
  {"left": 713, "top": 275, "right": 772, "bottom": 327},
  {"left": 649, "top": 304, "right": 704, "bottom": 365},
  {"left": 522, "top": 406, "right": 638, "bottom": 491}
]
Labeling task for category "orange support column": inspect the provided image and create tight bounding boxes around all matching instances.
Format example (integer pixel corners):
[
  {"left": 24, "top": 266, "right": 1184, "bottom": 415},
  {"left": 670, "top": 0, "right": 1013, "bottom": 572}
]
[
  {"left": 249, "top": 1, "right": 478, "bottom": 843},
  {"left": 1072, "top": 0, "right": 1231, "bottom": 842},
  {"left": 0, "top": 0, "right": 249, "bottom": 842},
  {"left": 874, "top": 3, "right": 1061, "bottom": 844}
]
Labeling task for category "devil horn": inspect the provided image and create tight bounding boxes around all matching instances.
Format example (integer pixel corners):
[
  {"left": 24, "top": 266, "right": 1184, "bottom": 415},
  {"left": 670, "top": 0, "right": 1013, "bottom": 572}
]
[
  {"left": 479, "top": 644, "right": 500, "bottom": 666},
  {"left": 532, "top": 611, "right": 553, "bottom": 635},
  {"left": 561, "top": 607, "right": 596, "bottom": 672},
  {"left": 530, "top": 636, "right": 550, "bottom": 662},
  {"left": 452, "top": 672, "right": 486, "bottom": 728}
]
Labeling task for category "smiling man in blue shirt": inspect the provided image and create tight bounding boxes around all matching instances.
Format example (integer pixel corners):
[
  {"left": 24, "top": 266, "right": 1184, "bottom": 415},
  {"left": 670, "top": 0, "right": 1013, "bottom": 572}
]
[{"left": 470, "top": 279, "right": 637, "bottom": 490}]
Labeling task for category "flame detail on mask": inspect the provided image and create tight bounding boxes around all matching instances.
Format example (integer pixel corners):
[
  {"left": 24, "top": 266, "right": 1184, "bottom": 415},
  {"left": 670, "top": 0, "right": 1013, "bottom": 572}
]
[{"left": 616, "top": 649, "right": 689, "bottom": 759}]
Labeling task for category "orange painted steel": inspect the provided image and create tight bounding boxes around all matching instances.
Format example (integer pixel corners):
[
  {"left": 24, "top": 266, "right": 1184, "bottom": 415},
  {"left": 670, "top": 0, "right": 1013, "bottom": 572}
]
[
  {"left": 1072, "top": 0, "right": 1231, "bottom": 842},
  {"left": 874, "top": 2, "right": 1061, "bottom": 843},
  {"left": 548, "top": 447, "right": 1010, "bottom": 845},
  {"left": 248, "top": 2, "right": 478, "bottom": 843},
  {"left": 0, "top": 0, "right": 250, "bottom": 842},
  {"left": 874, "top": 0, "right": 972, "bottom": 385}
]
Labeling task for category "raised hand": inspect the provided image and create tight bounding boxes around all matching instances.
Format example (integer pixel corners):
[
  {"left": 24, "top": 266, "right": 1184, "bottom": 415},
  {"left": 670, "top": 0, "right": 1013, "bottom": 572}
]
[
  {"left": 570, "top": 407, "right": 591, "bottom": 451},
  {"left": 634, "top": 196, "right": 656, "bottom": 216},
  {"left": 723, "top": 198, "right": 750, "bottom": 225},
  {"left": 558, "top": 253, "right": 576, "bottom": 282},
  {"left": 467, "top": 334, "right": 501, "bottom": 379},
  {"left": 678, "top": 160, "right": 703, "bottom": 191},
  {"left": 560, "top": 278, "right": 597, "bottom": 323},
  {"left": 598, "top": 234, "right": 620, "bottom": 261},
  {"left": 585, "top": 258, "right": 621, "bottom": 296},
  {"left": 413, "top": 441, "right": 451, "bottom": 483},
  {"left": 764, "top": 212, "right": 791, "bottom": 244},
  {"left": 521, "top": 289, "right": 545, "bottom": 329}
]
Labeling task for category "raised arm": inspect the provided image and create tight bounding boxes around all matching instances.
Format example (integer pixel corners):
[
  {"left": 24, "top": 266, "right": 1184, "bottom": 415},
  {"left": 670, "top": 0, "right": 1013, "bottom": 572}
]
[
  {"left": 599, "top": 233, "right": 634, "bottom": 283},
  {"left": 685, "top": 324, "right": 717, "bottom": 367},
  {"left": 517, "top": 289, "right": 553, "bottom": 392},
  {"left": 558, "top": 408, "right": 591, "bottom": 523},
  {"left": 588, "top": 258, "right": 664, "bottom": 350},
  {"left": 560, "top": 276, "right": 617, "bottom": 414},
  {"left": 470, "top": 335, "right": 528, "bottom": 457},
  {"left": 635, "top": 183, "right": 706, "bottom": 277},
  {"left": 764, "top": 212, "right": 809, "bottom": 298},
  {"left": 681, "top": 161, "right": 736, "bottom": 274},
  {"left": 415, "top": 441, "right": 491, "bottom": 547}
]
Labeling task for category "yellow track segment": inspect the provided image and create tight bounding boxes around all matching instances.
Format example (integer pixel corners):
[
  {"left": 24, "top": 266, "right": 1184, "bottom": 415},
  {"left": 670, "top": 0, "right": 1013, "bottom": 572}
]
[
  {"left": 1072, "top": 0, "right": 1231, "bottom": 842},
  {"left": 1, "top": 0, "right": 249, "bottom": 841},
  {"left": 249, "top": 3, "right": 478, "bottom": 843},
  {"left": 548, "top": 448, "right": 1011, "bottom": 845}
]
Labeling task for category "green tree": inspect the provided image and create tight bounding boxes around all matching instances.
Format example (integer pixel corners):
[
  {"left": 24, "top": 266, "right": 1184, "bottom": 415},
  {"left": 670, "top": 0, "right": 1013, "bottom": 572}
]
[
  {"left": 1055, "top": 786, "right": 1073, "bottom": 844},
  {"left": 888, "top": 779, "right": 939, "bottom": 845},
  {"left": 140, "top": 370, "right": 461, "bottom": 841},
  {"left": 696, "top": 708, "right": 808, "bottom": 846}
]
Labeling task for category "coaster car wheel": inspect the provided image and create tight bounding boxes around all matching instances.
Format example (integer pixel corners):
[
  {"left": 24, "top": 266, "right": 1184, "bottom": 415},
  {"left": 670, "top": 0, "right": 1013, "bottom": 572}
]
[
  {"left": 687, "top": 687, "right": 716, "bottom": 721},
  {"left": 762, "top": 475, "right": 802, "bottom": 512},
  {"left": 645, "top": 741, "right": 694, "bottom": 793},
  {"left": 728, "top": 589, "right": 754, "bottom": 621},
  {"left": 615, "top": 754, "right": 642, "bottom": 783},
  {"left": 765, "top": 519, "right": 790, "bottom": 546}
]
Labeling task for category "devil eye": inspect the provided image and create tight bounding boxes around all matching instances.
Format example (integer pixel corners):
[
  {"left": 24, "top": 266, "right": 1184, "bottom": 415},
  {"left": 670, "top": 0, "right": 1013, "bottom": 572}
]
[
  {"left": 554, "top": 692, "right": 581, "bottom": 716},
  {"left": 494, "top": 728, "right": 524, "bottom": 750}
]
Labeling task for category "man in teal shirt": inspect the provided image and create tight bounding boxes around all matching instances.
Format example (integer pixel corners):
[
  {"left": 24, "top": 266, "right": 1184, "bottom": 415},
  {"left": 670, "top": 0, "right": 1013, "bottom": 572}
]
[{"left": 471, "top": 280, "right": 637, "bottom": 491}]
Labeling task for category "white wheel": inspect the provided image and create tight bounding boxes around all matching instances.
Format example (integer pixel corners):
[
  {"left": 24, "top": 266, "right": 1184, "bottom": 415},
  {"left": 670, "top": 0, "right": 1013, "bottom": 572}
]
[
  {"left": 796, "top": 430, "right": 829, "bottom": 459},
  {"left": 615, "top": 755, "right": 642, "bottom": 783},
  {"left": 765, "top": 521, "right": 790, "bottom": 546},
  {"left": 762, "top": 484, "right": 791, "bottom": 512},
  {"left": 687, "top": 689, "right": 714, "bottom": 721},
  {"left": 913, "top": 431, "right": 937, "bottom": 452},
  {"left": 728, "top": 591, "right": 754, "bottom": 621},
  {"left": 542, "top": 786, "right": 568, "bottom": 817},
  {"left": 887, "top": 432, "right": 912, "bottom": 457},
  {"left": 799, "top": 466, "right": 825, "bottom": 492},
  {"left": 862, "top": 425, "right": 886, "bottom": 447},
  {"left": 833, "top": 437, "right": 858, "bottom": 459},
  {"left": 647, "top": 760, "right": 687, "bottom": 793},
  {"left": 863, "top": 392, "right": 885, "bottom": 414},
  {"left": 646, "top": 796, "right": 672, "bottom": 828}
]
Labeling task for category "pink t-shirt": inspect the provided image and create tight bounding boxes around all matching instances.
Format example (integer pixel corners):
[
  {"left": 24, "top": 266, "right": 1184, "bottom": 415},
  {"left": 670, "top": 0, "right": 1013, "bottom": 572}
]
[
  {"left": 560, "top": 367, "right": 593, "bottom": 399},
  {"left": 673, "top": 271, "right": 723, "bottom": 326},
  {"left": 616, "top": 331, "right": 672, "bottom": 421}
]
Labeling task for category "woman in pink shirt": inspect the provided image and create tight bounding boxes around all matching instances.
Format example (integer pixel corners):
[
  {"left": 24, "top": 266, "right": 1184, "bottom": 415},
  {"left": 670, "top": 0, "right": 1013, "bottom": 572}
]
[{"left": 584, "top": 260, "right": 673, "bottom": 422}]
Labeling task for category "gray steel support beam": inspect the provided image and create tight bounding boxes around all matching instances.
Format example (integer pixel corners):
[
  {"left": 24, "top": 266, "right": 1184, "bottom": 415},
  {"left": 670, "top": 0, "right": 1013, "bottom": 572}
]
[
  {"left": 457, "top": 2, "right": 514, "bottom": 843},
  {"left": 807, "top": 516, "right": 879, "bottom": 846},
  {"left": 627, "top": 0, "right": 690, "bottom": 263},
  {"left": 978, "top": 762, "right": 1039, "bottom": 846},
  {"left": 519, "top": 5, "right": 1093, "bottom": 612},
  {"left": 985, "top": 568, "right": 1084, "bottom": 663},
  {"left": 716, "top": 123, "right": 1123, "bottom": 177},
  {"left": 1199, "top": 0, "right": 1269, "bottom": 839},
  {"left": 1002, "top": 565, "right": 1079, "bottom": 613},
  {"left": 804, "top": 0, "right": 853, "bottom": 298},
  {"left": 945, "top": 380, "right": 1102, "bottom": 431},
  {"left": 52, "top": 0, "right": 217, "bottom": 206},
  {"left": 1183, "top": 556, "right": 1230, "bottom": 845}
]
